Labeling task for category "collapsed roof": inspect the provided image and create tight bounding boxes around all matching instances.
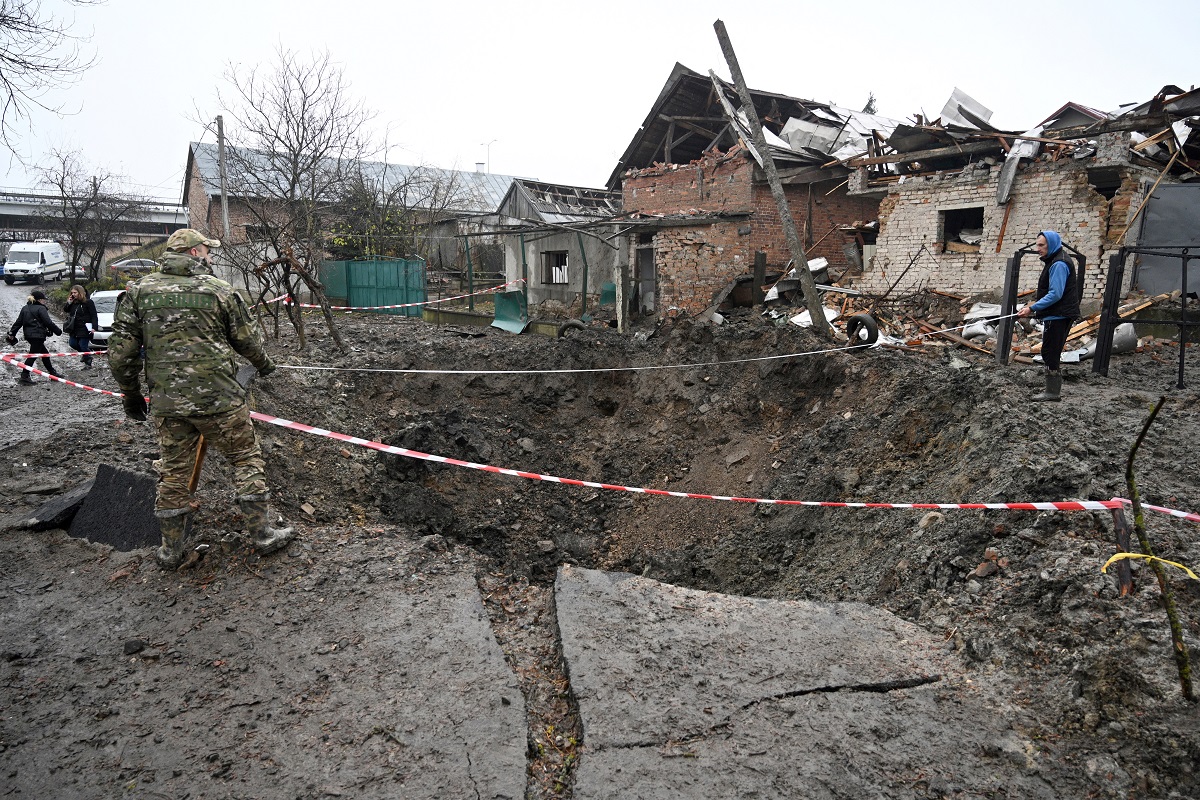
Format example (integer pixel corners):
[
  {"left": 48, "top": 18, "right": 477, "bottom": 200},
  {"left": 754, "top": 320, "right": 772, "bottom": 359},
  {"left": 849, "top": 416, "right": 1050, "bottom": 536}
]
[
  {"left": 612, "top": 66, "right": 1200, "bottom": 197},
  {"left": 498, "top": 179, "right": 622, "bottom": 226},
  {"left": 836, "top": 85, "right": 1200, "bottom": 195},
  {"left": 608, "top": 64, "right": 899, "bottom": 189}
]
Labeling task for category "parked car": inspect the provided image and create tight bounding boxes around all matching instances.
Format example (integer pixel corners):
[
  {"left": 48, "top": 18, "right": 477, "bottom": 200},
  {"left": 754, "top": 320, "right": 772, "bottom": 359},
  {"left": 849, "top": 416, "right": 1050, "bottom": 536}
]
[
  {"left": 89, "top": 290, "right": 126, "bottom": 348},
  {"left": 109, "top": 258, "right": 159, "bottom": 276}
]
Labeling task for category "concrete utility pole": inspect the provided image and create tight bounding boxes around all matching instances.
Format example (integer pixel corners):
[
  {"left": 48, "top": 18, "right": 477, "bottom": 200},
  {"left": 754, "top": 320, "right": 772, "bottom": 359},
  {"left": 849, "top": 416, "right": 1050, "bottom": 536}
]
[
  {"left": 712, "top": 19, "right": 834, "bottom": 338},
  {"left": 216, "top": 115, "right": 232, "bottom": 240}
]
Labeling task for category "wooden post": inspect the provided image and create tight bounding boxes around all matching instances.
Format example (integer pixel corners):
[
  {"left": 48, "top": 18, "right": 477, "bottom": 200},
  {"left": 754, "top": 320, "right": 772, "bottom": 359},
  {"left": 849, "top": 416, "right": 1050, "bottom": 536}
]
[
  {"left": 994, "top": 202, "right": 1013, "bottom": 253},
  {"left": 753, "top": 251, "right": 766, "bottom": 306},
  {"left": 712, "top": 20, "right": 832, "bottom": 338},
  {"left": 616, "top": 257, "right": 630, "bottom": 334}
]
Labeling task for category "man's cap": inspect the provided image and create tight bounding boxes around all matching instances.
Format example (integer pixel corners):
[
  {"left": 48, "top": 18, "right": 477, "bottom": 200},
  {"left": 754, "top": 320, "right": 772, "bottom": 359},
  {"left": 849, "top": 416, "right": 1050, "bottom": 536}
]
[
  {"left": 30, "top": 289, "right": 46, "bottom": 300},
  {"left": 165, "top": 228, "right": 221, "bottom": 252}
]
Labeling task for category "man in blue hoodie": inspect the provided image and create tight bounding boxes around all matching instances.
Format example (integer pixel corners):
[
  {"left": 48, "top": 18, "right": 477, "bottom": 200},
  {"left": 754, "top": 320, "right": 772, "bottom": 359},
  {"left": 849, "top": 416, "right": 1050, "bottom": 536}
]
[{"left": 1017, "top": 231, "right": 1080, "bottom": 401}]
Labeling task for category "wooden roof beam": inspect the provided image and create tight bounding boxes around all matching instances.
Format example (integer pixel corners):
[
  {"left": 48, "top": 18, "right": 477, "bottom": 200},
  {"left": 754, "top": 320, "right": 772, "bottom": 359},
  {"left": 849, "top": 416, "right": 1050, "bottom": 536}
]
[{"left": 846, "top": 140, "right": 1000, "bottom": 167}]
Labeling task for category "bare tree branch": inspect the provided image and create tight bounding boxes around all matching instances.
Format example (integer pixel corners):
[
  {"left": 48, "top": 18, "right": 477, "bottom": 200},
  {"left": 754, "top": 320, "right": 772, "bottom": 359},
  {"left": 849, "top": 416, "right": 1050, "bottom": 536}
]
[
  {"left": 34, "top": 147, "right": 151, "bottom": 282},
  {"left": 0, "top": 0, "right": 103, "bottom": 153},
  {"left": 214, "top": 46, "right": 377, "bottom": 350}
]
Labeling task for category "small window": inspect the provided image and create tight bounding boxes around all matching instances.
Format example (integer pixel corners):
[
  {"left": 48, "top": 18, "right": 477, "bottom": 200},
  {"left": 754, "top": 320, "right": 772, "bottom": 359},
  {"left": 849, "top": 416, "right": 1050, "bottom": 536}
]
[
  {"left": 941, "top": 207, "right": 984, "bottom": 253},
  {"left": 542, "top": 251, "right": 568, "bottom": 284}
]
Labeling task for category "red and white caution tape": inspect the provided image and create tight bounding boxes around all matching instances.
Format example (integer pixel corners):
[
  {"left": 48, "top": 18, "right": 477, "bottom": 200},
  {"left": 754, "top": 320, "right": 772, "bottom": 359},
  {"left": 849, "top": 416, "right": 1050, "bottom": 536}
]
[
  {"left": 253, "top": 293, "right": 291, "bottom": 309},
  {"left": 287, "top": 279, "right": 526, "bottom": 311},
  {"left": 245, "top": 406, "right": 1200, "bottom": 521},
  {"left": 1112, "top": 498, "right": 1200, "bottom": 524},
  {"left": 2, "top": 349, "right": 108, "bottom": 358},
  {"left": 1, "top": 353, "right": 123, "bottom": 396},
  {"left": 8, "top": 351, "right": 1197, "bottom": 524}
]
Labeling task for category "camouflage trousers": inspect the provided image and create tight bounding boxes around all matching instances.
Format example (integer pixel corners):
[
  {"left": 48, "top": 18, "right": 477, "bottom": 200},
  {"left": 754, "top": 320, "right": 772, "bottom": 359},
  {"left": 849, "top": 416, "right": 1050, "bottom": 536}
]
[{"left": 152, "top": 404, "right": 267, "bottom": 512}]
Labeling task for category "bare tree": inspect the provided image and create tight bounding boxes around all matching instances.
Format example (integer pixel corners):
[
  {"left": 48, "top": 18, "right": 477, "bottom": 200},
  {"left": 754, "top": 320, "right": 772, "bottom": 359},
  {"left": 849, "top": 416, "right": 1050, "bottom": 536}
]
[
  {"left": 216, "top": 46, "right": 377, "bottom": 350},
  {"left": 35, "top": 148, "right": 149, "bottom": 282},
  {"left": 329, "top": 162, "right": 480, "bottom": 263},
  {"left": 0, "top": 0, "right": 102, "bottom": 152}
]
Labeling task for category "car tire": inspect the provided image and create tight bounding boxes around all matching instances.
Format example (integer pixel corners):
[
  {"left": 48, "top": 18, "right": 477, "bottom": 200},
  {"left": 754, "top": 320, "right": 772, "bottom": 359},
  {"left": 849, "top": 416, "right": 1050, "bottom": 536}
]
[
  {"left": 3, "top": 277, "right": 12, "bottom": 285},
  {"left": 846, "top": 313, "right": 880, "bottom": 346},
  {"left": 557, "top": 319, "right": 586, "bottom": 338}
]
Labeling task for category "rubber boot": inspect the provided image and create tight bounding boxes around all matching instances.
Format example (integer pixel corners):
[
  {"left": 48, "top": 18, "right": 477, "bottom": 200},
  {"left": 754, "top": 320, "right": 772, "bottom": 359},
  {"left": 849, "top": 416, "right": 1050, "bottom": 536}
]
[
  {"left": 1033, "top": 370, "right": 1062, "bottom": 402},
  {"left": 155, "top": 508, "right": 192, "bottom": 570},
  {"left": 237, "top": 494, "right": 295, "bottom": 555},
  {"left": 18, "top": 370, "right": 34, "bottom": 385}
]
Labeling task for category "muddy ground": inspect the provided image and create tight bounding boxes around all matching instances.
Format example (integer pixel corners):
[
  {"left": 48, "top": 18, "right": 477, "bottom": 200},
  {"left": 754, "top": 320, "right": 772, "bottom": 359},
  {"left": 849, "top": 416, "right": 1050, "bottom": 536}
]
[{"left": 2, "top": 284, "right": 1200, "bottom": 798}]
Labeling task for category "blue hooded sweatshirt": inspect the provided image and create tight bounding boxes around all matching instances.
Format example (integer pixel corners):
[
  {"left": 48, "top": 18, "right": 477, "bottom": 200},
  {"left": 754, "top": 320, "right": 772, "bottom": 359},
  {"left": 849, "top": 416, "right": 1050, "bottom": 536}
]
[{"left": 1031, "top": 230, "right": 1070, "bottom": 321}]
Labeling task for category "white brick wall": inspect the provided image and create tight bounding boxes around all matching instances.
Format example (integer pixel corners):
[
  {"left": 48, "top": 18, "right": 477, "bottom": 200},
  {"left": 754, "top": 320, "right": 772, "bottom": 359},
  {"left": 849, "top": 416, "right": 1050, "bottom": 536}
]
[{"left": 852, "top": 156, "right": 1167, "bottom": 300}]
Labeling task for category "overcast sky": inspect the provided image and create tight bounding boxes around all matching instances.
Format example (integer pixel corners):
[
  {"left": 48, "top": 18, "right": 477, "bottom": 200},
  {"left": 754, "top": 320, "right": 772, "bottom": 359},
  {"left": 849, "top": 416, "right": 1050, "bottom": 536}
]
[{"left": 3, "top": 0, "right": 1196, "bottom": 203}]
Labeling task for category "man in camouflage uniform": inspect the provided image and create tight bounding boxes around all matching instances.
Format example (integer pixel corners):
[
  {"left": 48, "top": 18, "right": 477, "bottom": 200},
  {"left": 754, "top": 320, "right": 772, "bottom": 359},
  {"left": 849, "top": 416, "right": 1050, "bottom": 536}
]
[{"left": 108, "top": 229, "right": 294, "bottom": 570}]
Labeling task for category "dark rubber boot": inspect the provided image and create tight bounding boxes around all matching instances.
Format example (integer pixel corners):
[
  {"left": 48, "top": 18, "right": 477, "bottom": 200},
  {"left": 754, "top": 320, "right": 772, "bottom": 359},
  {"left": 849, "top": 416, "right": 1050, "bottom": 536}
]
[
  {"left": 238, "top": 494, "right": 295, "bottom": 555},
  {"left": 18, "top": 371, "right": 34, "bottom": 385},
  {"left": 155, "top": 509, "right": 192, "bottom": 570},
  {"left": 1033, "top": 370, "right": 1062, "bottom": 402}
]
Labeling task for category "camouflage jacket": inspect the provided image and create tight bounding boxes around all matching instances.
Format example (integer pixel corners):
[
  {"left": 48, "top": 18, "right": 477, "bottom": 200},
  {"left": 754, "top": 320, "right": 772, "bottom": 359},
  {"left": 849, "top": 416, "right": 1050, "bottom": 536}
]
[{"left": 108, "top": 252, "right": 275, "bottom": 417}]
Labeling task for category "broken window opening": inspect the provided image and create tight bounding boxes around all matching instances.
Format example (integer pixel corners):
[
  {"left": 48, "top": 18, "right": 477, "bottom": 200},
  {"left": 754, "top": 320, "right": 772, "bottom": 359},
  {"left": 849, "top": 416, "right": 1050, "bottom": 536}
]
[
  {"left": 940, "top": 207, "right": 984, "bottom": 253},
  {"left": 1087, "top": 166, "right": 1123, "bottom": 200},
  {"left": 542, "top": 251, "right": 568, "bottom": 285}
]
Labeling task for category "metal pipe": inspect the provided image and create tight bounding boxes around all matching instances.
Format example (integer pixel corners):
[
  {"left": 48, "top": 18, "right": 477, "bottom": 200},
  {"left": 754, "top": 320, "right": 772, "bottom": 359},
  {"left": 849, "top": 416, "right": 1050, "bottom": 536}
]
[
  {"left": 576, "top": 231, "right": 590, "bottom": 316},
  {"left": 519, "top": 233, "right": 529, "bottom": 307},
  {"left": 463, "top": 235, "right": 475, "bottom": 312}
]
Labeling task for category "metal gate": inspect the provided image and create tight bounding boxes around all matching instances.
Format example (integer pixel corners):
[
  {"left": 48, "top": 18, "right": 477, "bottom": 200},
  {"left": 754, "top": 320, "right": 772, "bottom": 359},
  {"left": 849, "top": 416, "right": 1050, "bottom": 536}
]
[
  {"left": 320, "top": 257, "right": 427, "bottom": 317},
  {"left": 1134, "top": 183, "right": 1200, "bottom": 296}
]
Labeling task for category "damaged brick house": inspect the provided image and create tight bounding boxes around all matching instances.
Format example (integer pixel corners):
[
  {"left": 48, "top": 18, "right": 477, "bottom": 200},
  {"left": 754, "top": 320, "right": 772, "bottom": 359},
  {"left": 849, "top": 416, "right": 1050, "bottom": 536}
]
[
  {"left": 609, "top": 64, "right": 888, "bottom": 317},
  {"left": 837, "top": 85, "right": 1200, "bottom": 302}
]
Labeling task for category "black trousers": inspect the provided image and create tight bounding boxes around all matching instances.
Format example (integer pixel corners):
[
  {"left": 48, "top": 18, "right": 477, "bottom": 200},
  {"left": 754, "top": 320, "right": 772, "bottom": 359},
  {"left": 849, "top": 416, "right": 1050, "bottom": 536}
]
[
  {"left": 1040, "top": 318, "right": 1071, "bottom": 371},
  {"left": 22, "top": 338, "right": 54, "bottom": 373}
]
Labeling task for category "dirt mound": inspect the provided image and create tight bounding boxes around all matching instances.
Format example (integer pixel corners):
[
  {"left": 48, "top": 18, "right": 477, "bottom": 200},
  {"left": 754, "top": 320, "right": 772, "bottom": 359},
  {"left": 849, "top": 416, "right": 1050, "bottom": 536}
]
[{"left": 2, "top": 306, "right": 1199, "bottom": 797}]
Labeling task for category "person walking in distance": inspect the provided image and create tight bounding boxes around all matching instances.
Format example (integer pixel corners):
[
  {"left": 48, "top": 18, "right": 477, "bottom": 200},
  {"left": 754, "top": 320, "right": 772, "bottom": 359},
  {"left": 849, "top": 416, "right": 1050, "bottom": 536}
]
[
  {"left": 7, "top": 289, "right": 63, "bottom": 384},
  {"left": 63, "top": 284, "right": 98, "bottom": 369},
  {"left": 107, "top": 229, "right": 294, "bottom": 570},
  {"left": 1018, "top": 231, "right": 1080, "bottom": 402}
]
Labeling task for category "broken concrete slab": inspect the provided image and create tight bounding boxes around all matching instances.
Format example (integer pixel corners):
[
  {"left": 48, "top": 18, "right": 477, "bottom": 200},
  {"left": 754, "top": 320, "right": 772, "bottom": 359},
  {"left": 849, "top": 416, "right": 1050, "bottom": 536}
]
[
  {"left": 0, "top": 531, "right": 528, "bottom": 799},
  {"left": 21, "top": 479, "right": 93, "bottom": 531},
  {"left": 556, "top": 566, "right": 1059, "bottom": 799},
  {"left": 68, "top": 464, "right": 160, "bottom": 551}
]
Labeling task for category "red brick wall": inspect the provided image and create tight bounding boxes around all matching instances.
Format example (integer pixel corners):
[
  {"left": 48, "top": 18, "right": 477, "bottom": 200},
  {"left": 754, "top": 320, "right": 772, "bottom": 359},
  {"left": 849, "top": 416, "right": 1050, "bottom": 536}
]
[
  {"left": 185, "top": 159, "right": 213, "bottom": 231},
  {"left": 622, "top": 150, "right": 880, "bottom": 314},
  {"left": 624, "top": 151, "right": 753, "bottom": 215},
  {"left": 652, "top": 221, "right": 752, "bottom": 315},
  {"left": 747, "top": 180, "right": 878, "bottom": 272},
  {"left": 185, "top": 157, "right": 260, "bottom": 245}
]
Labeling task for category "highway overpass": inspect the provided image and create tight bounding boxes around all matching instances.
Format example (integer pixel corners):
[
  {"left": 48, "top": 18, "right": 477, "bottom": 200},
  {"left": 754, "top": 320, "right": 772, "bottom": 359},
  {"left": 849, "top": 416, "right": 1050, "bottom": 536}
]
[{"left": 0, "top": 187, "right": 188, "bottom": 259}]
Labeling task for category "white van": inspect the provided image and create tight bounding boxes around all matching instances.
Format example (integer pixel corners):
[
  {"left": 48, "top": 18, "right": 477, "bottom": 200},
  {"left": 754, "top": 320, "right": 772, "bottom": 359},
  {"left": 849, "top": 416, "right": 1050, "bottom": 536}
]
[{"left": 4, "top": 240, "right": 69, "bottom": 285}]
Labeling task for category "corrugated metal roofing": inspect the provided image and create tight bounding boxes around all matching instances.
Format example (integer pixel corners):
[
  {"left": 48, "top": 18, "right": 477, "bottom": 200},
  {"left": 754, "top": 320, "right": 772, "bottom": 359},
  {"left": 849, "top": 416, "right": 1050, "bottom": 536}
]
[
  {"left": 188, "top": 141, "right": 522, "bottom": 214},
  {"left": 501, "top": 179, "right": 621, "bottom": 225}
]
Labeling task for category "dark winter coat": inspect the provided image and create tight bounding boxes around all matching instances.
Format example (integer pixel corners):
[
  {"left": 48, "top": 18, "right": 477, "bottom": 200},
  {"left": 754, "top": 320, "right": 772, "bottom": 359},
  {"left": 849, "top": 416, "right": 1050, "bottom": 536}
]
[
  {"left": 63, "top": 297, "right": 98, "bottom": 336},
  {"left": 8, "top": 299, "right": 63, "bottom": 342},
  {"left": 1034, "top": 247, "right": 1081, "bottom": 322}
]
